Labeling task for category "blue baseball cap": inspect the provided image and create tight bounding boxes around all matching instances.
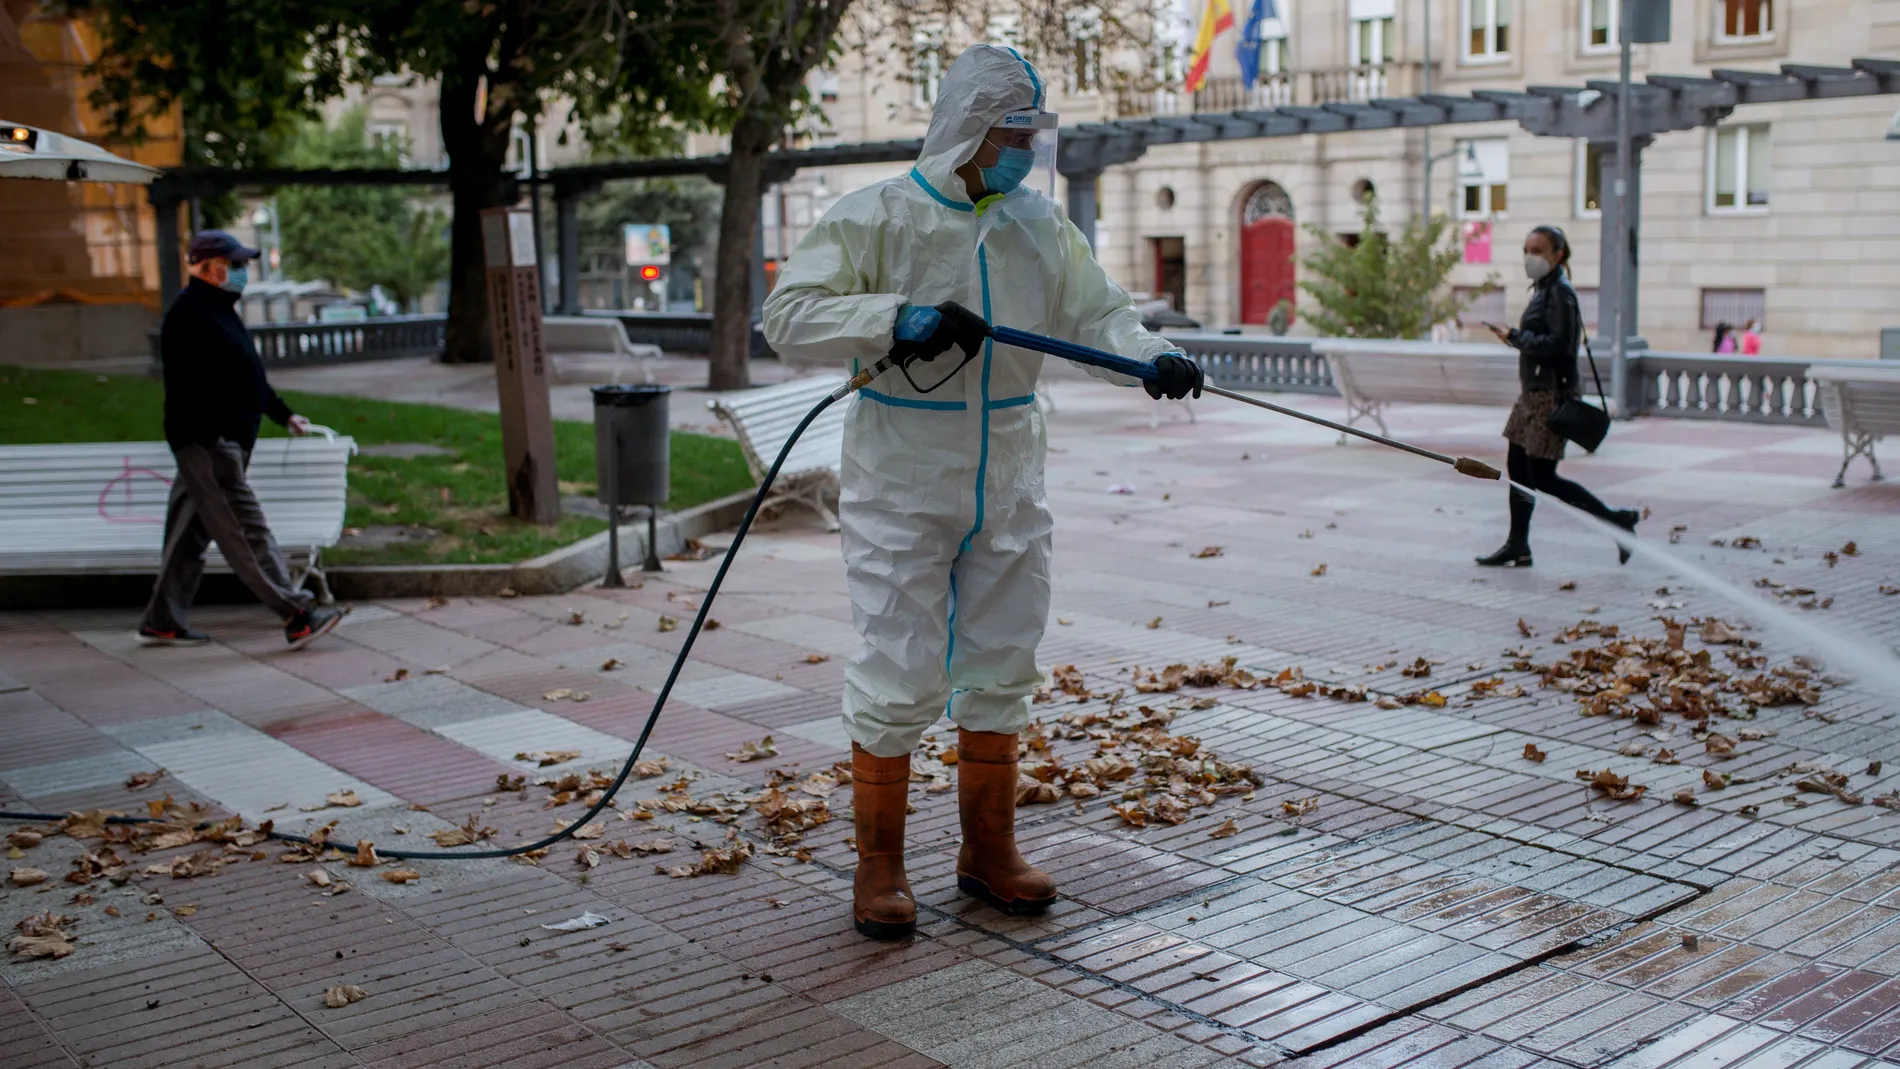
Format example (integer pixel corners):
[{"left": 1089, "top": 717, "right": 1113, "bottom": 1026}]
[{"left": 187, "top": 229, "right": 259, "bottom": 264}]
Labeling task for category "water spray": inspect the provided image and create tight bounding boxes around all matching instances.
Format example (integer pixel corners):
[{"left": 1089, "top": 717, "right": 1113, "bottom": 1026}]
[{"left": 989, "top": 326, "right": 1501, "bottom": 482}]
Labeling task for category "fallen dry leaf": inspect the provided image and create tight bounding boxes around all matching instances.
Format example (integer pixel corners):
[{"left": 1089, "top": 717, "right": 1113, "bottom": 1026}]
[
  {"left": 726, "top": 736, "right": 779, "bottom": 762},
  {"left": 657, "top": 616, "right": 679, "bottom": 633},
  {"left": 542, "top": 688, "right": 573, "bottom": 701},
  {"left": 8, "top": 867, "right": 48, "bottom": 887},
  {"left": 1704, "top": 734, "right": 1736, "bottom": 758},
  {"left": 1674, "top": 789, "right": 1699, "bottom": 806},
  {"left": 1015, "top": 775, "right": 1060, "bottom": 805},
  {"left": 659, "top": 831, "right": 752, "bottom": 878},
  {"left": 803, "top": 653, "right": 830, "bottom": 663},
  {"left": 381, "top": 869, "right": 421, "bottom": 885},
  {"left": 383, "top": 668, "right": 409, "bottom": 683},
  {"left": 326, "top": 790, "right": 362, "bottom": 809},
  {"left": 515, "top": 750, "right": 581, "bottom": 767},
  {"left": 1310, "top": 563, "right": 1328, "bottom": 577},
  {"left": 600, "top": 658, "right": 622, "bottom": 671},
  {"left": 124, "top": 770, "right": 166, "bottom": 790},
  {"left": 1208, "top": 818, "right": 1240, "bottom": 839},
  {"left": 7, "top": 830, "right": 43, "bottom": 850},
  {"left": 1516, "top": 618, "right": 1534, "bottom": 638},
  {"left": 1281, "top": 796, "right": 1318, "bottom": 817},
  {"left": 1558, "top": 580, "right": 1577, "bottom": 591},
  {"left": 1146, "top": 616, "right": 1163, "bottom": 629},
  {"left": 346, "top": 841, "right": 379, "bottom": 868},
  {"left": 7, "top": 912, "right": 76, "bottom": 960},
  {"left": 566, "top": 609, "right": 585, "bottom": 625},
  {"left": 306, "top": 868, "right": 332, "bottom": 888},
  {"left": 634, "top": 758, "right": 669, "bottom": 778},
  {"left": 1523, "top": 743, "right": 1547, "bottom": 763},
  {"left": 322, "top": 984, "right": 369, "bottom": 1008},
  {"left": 1192, "top": 546, "right": 1225, "bottom": 559}
]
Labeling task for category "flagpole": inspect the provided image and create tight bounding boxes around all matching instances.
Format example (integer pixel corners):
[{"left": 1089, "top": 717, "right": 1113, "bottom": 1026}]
[{"left": 1422, "top": 0, "right": 1433, "bottom": 221}]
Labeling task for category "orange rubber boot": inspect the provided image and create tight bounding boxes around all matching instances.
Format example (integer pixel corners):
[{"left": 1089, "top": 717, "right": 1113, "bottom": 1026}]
[
  {"left": 851, "top": 744, "right": 916, "bottom": 939},
  {"left": 954, "top": 728, "right": 1057, "bottom": 915}
]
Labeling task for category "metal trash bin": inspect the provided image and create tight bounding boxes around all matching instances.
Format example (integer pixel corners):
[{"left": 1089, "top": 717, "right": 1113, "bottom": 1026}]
[{"left": 591, "top": 384, "right": 670, "bottom": 582}]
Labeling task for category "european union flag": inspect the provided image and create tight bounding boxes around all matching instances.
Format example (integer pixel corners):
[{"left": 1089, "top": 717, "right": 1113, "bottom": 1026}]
[{"left": 1236, "top": 0, "right": 1278, "bottom": 88}]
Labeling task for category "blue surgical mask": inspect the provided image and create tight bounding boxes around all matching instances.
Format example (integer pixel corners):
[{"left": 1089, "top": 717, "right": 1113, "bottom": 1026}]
[
  {"left": 979, "top": 145, "right": 1036, "bottom": 196},
  {"left": 219, "top": 265, "right": 249, "bottom": 293}
]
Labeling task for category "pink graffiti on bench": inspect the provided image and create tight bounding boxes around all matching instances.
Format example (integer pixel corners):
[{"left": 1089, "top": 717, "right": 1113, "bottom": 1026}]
[{"left": 97, "top": 457, "right": 172, "bottom": 523}]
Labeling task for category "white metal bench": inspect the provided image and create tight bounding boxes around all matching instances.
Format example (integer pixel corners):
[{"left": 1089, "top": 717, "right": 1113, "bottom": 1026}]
[
  {"left": 708, "top": 375, "right": 847, "bottom": 532},
  {"left": 1809, "top": 364, "right": 1900, "bottom": 487},
  {"left": 542, "top": 316, "right": 660, "bottom": 385},
  {"left": 0, "top": 435, "right": 355, "bottom": 602},
  {"left": 1312, "top": 339, "right": 1522, "bottom": 440}
]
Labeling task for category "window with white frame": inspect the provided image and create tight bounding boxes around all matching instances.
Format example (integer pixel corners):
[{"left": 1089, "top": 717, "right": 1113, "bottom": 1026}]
[
  {"left": 1716, "top": 0, "right": 1773, "bottom": 42},
  {"left": 368, "top": 121, "right": 408, "bottom": 159},
  {"left": 1349, "top": 0, "right": 1394, "bottom": 66},
  {"left": 1701, "top": 288, "right": 1765, "bottom": 329},
  {"left": 1582, "top": 0, "right": 1617, "bottom": 51},
  {"left": 1460, "top": 138, "right": 1509, "bottom": 217},
  {"left": 911, "top": 26, "right": 945, "bottom": 109},
  {"left": 1068, "top": 8, "right": 1104, "bottom": 94},
  {"left": 1466, "top": 0, "right": 1510, "bottom": 59},
  {"left": 1709, "top": 124, "right": 1769, "bottom": 212},
  {"left": 817, "top": 69, "right": 839, "bottom": 103},
  {"left": 1575, "top": 141, "right": 1606, "bottom": 217}
]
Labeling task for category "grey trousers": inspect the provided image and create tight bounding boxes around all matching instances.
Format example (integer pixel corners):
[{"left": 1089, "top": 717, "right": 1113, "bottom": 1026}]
[{"left": 141, "top": 440, "right": 312, "bottom": 632}]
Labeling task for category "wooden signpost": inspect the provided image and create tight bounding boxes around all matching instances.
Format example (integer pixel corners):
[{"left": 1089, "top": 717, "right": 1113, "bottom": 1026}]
[{"left": 480, "top": 205, "right": 560, "bottom": 524}]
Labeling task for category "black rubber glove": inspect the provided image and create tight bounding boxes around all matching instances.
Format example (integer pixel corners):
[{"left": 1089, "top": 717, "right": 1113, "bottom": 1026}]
[
  {"left": 1145, "top": 352, "right": 1204, "bottom": 400},
  {"left": 890, "top": 301, "right": 990, "bottom": 368}
]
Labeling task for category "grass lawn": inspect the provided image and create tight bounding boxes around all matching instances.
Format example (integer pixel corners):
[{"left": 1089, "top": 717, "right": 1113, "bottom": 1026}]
[{"left": 0, "top": 366, "right": 754, "bottom": 566}]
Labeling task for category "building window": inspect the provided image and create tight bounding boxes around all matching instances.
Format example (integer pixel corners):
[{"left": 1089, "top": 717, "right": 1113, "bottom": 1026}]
[
  {"left": 1465, "top": 0, "right": 1510, "bottom": 60},
  {"left": 911, "top": 28, "right": 944, "bottom": 109},
  {"left": 1583, "top": 0, "right": 1617, "bottom": 51},
  {"left": 1709, "top": 124, "right": 1769, "bottom": 212},
  {"left": 817, "top": 70, "right": 839, "bottom": 103},
  {"left": 1717, "top": 0, "right": 1773, "bottom": 42},
  {"left": 1349, "top": 0, "right": 1395, "bottom": 66},
  {"left": 1459, "top": 137, "right": 1509, "bottom": 217},
  {"left": 368, "top": 121, "right": 407, "bottom": 160},
  {"left": 1068, "top": 9, "right": 1104, "bottom": 95},
  {"left": 1701, "top": 288, "right": 1765, "bottom": 329},
  {"left": 1576, "top": 141, "right": 1606, "bottom": 217}
]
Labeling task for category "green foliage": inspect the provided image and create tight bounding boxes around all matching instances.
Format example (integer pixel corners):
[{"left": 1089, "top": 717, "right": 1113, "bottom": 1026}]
[
  {"left": 0, "top": 367, "right": 753, "bottom": 565},
  {"left": 1297, "top": 198, "right": 1495, "bottom": 340},
  {"left": 275, "top": 108, "right": 449, "bottom": 309}
]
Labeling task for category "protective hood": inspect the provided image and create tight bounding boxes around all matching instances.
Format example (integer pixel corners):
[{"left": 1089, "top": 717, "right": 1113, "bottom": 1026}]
[{"left": 914, "top": 44, "right": 1046, "bottom": 208}]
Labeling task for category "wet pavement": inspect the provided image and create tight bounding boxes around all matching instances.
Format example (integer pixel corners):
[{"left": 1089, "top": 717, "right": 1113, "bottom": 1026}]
[{"left": 4, "top": 369, "right": 1899, "bottom": 1069}]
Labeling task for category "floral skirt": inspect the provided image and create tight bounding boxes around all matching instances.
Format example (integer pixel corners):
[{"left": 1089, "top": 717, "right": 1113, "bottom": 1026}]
[{"left": 1503, "top": 389, "right": 1567, "bottom": 461}]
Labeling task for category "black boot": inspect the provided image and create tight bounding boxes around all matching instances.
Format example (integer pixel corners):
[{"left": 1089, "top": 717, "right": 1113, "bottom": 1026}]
[
  {"left": 1478, "top": 487, "right": 1534, "bottom": 567},
  {"left": 1611, "top": 509, "right": 1640, "bottom": 565},
  {"left": 1475, "top": 542, "right": 1533, "bottom": 567}
]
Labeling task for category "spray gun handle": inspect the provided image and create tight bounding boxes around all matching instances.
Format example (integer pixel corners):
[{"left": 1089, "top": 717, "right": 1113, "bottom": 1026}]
[{"left": 990, "top": 325, "right": 1160, "bottom": 383}]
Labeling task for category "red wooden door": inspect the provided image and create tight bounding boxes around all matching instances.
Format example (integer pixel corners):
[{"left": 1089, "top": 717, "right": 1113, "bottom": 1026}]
[{"left": 1240, "top": 216, "right": 1295, "bottom": 324}]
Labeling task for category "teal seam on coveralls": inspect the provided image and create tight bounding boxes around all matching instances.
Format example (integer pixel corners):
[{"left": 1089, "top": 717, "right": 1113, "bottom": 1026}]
[
  {"left": 860, "top": 388, "right": 966, "bottom": 411},
  {"left": 909, "top": 168, "right": 972, "bottom": 211}
]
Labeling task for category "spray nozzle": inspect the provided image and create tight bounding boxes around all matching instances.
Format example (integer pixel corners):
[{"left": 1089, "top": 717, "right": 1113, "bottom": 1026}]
[{"left": 1454, "top": 457, "right": 1503, "bottom": 481}]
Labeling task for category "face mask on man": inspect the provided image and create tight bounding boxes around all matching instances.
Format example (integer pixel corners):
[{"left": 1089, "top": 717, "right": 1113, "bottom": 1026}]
[
  {"left": 219, "top": 265, "right": 249, "bottom": 293},
  {"left": 1523, "top": 254, "right": 1554, "bottom": 282},
  {"left": 979, "top": 139, "right": 1036, "bottom": 196}
]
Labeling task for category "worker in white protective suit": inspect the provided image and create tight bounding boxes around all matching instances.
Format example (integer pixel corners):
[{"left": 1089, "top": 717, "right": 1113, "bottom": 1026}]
[{"left": 762, "top": 44, "right": 1203, "bottom": 941}]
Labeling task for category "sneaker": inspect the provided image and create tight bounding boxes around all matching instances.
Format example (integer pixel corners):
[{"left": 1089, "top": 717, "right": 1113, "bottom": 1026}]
[
  {"left": 137, "top": 626, "right": 211, "bottom": 647},
  {"left": 285, "top": 607, "right": 344, "bottom": 650}
]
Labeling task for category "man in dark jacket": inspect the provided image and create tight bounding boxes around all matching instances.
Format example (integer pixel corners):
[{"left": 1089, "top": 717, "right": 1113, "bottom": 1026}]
[{"left": 138, "top": 230, "right": 343, "bottom": 649}]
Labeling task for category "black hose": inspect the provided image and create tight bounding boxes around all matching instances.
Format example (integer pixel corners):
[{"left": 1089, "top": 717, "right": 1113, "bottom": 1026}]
[{"left": 0, "top": 387, "right": 848, "bottom": 861}]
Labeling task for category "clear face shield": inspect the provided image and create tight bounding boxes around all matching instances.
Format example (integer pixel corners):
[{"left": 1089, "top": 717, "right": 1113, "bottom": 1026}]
[{"left": 985, "top": 109, "right": 1058, "bottom": 200}]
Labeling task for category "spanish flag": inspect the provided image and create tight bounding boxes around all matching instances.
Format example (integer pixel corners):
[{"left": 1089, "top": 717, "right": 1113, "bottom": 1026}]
[{"left": 1185, "top": 0, "right": 1234, "bottom": 93}]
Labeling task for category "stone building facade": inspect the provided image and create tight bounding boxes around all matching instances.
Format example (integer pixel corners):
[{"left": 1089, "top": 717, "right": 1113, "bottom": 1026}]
[{"left": 773, "top": 0, "right": 1900, "bottom": 358}]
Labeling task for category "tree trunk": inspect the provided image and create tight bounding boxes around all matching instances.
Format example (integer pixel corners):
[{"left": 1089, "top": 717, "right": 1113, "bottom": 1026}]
[
  {"left": 707, "top": 118, "right": 777, "bottom": 391},
  {"left": 438, "top": 65, "right": 515, "bottom": 365}
]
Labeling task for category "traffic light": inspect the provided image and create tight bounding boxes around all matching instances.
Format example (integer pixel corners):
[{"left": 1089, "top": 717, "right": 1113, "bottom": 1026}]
[{"left": 638, "top": 264, "right": 662, "bottom": 282}]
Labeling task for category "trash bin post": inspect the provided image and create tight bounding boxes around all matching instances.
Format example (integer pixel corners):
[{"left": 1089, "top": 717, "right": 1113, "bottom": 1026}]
[{"left": 591, "top": 384, "right": 671, "bottom": 586}]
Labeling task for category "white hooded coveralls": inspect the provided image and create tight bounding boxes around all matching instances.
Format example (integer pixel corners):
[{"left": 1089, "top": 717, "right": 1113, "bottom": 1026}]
[{"left": 762, "top": 45, "right": 1176, "bottom": 759}]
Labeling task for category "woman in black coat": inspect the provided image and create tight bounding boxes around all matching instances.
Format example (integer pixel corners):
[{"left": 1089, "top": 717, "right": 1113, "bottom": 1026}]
[{"left": 1477, "top": 225, "right": 1639, "bottom": 567}]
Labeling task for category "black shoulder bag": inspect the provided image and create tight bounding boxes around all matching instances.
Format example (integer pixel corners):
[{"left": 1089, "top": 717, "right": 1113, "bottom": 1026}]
[{"left": 1545, "top": 287, "right": 1612, "bottom": 453}]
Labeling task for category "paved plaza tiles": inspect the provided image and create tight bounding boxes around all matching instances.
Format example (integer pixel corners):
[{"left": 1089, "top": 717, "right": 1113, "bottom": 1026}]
[{"left": 4, "top": 373, "right": 1899, "bottom": 1069}]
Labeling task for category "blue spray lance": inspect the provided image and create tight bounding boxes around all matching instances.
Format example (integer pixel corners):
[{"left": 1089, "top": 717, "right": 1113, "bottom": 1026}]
[{"left": 986, "top": 325, "right": 1503, "bottom": 481}]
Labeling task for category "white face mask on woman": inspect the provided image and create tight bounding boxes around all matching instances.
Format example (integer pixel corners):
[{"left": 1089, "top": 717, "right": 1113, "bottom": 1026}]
[{"left": 1524, "top": 254, "right": 1554, "bottom": 282}]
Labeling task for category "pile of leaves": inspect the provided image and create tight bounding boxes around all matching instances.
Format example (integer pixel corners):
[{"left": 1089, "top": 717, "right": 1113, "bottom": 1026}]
[
  {"left": 1516, "top": 617, "right": 1823, "bottom": 723},
  {"left": 1021, "top": 702, "right": 1263, "bottom": 828}
]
